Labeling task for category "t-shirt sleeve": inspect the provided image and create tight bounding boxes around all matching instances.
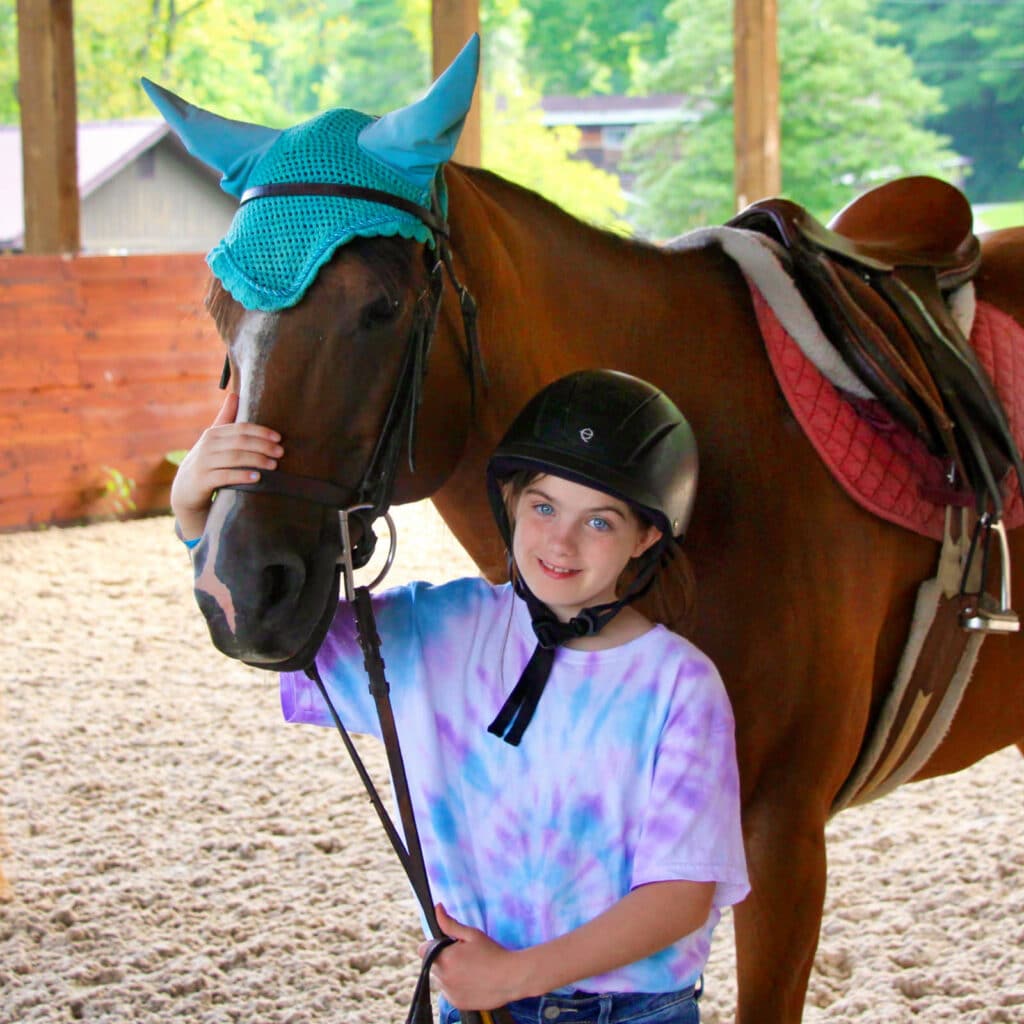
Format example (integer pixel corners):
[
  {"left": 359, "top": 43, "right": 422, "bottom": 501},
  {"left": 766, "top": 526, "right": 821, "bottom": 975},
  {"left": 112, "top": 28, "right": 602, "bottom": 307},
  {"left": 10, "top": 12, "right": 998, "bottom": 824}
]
[
  {"left": 279, "top": 584, "right": 419, "bottom": 737},
  {"left": 630, "top": 654, "right": 750, "bottom": 910}
]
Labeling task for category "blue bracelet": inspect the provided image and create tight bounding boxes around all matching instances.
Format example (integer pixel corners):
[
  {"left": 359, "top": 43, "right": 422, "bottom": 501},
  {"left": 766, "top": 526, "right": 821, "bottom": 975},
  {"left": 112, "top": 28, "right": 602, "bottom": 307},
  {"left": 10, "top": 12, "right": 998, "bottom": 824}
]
[{"left": 174, "top": 520, "right": 201, "bottom": 549}]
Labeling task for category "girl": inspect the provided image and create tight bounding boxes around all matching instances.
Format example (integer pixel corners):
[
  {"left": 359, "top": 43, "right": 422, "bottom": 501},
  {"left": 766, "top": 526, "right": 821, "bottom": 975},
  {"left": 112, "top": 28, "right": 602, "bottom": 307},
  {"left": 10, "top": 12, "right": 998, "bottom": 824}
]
[{"left": 171, "top": 369, "right": 748, "bottom": 1024}]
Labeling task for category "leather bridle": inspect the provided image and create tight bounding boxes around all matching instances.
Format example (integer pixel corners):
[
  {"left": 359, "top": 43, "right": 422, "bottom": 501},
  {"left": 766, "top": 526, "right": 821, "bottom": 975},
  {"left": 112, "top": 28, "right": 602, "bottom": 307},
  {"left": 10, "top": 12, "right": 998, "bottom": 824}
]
[{"left": 222, "top": 178, "right": 484, "bottom": 575}]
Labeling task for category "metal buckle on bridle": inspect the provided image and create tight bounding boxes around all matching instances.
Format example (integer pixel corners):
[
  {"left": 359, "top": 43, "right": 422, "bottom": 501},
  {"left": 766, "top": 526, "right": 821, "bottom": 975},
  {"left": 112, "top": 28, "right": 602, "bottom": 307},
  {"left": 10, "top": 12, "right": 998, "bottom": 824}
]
[{"left": 337, "top": 504, "right": 397, "bottom": 600}]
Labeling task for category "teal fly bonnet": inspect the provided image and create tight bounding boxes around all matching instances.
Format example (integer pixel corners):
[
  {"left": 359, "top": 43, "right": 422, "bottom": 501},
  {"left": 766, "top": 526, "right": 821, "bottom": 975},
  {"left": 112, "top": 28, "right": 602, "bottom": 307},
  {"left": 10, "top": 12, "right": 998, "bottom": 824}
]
[{"left": 142, "top": 35, "right": 480, "bottom": 311}]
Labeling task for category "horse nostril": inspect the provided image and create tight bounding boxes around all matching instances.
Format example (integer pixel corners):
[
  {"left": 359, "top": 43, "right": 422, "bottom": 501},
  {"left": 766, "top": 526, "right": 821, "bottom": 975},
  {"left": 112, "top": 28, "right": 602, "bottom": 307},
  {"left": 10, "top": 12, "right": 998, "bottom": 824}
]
[{"left": 260, "top": 561, "right": 304, "bottom": 616}]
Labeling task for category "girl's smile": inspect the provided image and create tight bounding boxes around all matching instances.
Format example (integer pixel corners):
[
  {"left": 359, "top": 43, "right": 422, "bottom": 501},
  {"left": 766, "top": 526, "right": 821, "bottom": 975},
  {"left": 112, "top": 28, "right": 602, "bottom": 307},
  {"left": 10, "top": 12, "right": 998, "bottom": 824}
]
[{"left": 537, "top": 559, "right": 581, "bottom": 579}]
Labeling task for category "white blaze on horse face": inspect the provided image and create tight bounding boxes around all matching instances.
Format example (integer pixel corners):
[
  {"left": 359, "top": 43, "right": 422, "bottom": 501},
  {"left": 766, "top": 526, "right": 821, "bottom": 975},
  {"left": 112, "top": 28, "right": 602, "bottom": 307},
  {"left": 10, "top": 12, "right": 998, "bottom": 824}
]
[
  {"left": 232, "top": 308, "right": 280, "bottom": 422},
  {"left": 194, "top": 494, "right": 238, "bottom": 635}
]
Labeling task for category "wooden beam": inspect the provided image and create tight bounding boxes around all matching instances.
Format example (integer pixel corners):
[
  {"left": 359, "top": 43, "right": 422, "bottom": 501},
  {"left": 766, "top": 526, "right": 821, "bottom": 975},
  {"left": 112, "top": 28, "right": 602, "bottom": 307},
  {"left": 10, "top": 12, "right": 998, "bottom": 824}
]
[
  {"left": 733, "top": 0, "right": 780, "bottom": 211},
  {"left": 431, "top": 0, "right": 481, "bottom": 167},
  {"left": 17, "top": 0, "right": 80, "bottom": 253}
]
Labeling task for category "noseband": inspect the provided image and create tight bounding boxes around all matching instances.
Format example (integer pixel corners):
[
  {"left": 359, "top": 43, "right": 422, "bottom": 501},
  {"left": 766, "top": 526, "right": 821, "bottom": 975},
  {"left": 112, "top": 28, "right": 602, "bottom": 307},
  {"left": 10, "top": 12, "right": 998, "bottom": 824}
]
[{"left": 222, "top": 179, "right": 485, "bottom": 572}]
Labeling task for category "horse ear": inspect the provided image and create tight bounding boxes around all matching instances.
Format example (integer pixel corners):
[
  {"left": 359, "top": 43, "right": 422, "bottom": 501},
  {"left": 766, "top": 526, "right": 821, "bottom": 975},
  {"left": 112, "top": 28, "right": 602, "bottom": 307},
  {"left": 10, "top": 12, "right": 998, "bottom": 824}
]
[
  {"left": 358, "top": 33, "right": 480, "bottom": 188},
  {"left": 140, "top": 78, "right": 281, "bottom": 198}
]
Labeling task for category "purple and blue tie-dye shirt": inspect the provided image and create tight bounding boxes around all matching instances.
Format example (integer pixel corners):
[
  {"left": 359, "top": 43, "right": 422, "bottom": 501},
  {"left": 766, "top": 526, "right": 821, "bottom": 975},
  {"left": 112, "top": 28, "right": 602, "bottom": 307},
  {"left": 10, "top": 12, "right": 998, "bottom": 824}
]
[{"left": 280, "top": 577, "right": 748, "bottom": 994}]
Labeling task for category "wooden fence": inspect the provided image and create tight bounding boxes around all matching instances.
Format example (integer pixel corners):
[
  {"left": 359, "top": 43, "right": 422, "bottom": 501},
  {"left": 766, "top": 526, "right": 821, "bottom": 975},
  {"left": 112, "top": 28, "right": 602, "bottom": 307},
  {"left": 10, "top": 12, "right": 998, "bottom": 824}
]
[{"left": 0, "top": 253, "right": 224, "bottom": 531}]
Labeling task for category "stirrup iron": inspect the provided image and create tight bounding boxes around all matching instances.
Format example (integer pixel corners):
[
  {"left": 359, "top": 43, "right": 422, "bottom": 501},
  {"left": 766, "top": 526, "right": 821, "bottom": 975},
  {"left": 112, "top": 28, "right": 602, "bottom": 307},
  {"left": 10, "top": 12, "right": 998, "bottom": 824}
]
[{"left": 959, "top": 516, "right": 1019, "bottom": 633}]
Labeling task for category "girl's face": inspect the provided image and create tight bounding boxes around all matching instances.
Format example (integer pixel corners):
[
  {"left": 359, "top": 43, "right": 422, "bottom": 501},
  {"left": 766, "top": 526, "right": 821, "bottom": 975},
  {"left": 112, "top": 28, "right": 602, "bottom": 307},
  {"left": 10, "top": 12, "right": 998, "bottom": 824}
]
[{"left": 509, "top": 473, "right": 662, "bottom": 623}]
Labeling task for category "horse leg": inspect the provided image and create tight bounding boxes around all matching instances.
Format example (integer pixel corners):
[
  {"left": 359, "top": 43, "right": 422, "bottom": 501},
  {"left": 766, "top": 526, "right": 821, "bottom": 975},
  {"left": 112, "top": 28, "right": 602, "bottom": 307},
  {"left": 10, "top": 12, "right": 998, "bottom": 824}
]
[{"left": 733, "top": 797, "right": 828, "bottom": 1024}]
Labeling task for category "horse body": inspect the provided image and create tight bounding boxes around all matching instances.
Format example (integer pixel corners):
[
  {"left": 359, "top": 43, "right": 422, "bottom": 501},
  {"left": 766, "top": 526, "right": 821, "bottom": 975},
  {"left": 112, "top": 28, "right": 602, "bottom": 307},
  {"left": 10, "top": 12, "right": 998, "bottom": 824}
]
[
  {"left": 428, "top": 168, "right": 1024, "bottom": 1019},
  {"left": 195, "top": 162, "right": 1024, "bottom": 1022}
]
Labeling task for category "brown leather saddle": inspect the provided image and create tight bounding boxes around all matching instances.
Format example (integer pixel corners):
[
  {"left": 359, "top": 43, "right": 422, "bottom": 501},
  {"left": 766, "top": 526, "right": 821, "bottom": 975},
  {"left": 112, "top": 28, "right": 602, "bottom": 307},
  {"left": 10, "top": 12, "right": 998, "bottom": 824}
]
[{"left": 729, "top": 175, "right": 1024, "bottom": 523}]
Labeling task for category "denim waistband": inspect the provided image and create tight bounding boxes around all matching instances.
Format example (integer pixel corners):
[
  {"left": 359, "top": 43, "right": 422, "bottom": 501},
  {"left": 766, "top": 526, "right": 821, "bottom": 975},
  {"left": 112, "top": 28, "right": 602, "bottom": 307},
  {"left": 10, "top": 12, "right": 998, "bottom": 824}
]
[{"left": 441, "top": 985, "right": 699, "bottom": 1024}]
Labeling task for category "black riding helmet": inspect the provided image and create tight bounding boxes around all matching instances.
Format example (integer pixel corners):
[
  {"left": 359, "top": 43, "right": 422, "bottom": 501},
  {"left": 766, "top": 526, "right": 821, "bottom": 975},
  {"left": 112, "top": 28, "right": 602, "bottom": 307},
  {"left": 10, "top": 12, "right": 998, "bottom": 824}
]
[
  {"left": 484, "top": 369, "right": 699, "bottom": 746},
  {"left": 487, "top": 369, "right": 698, "bottom": 549}
]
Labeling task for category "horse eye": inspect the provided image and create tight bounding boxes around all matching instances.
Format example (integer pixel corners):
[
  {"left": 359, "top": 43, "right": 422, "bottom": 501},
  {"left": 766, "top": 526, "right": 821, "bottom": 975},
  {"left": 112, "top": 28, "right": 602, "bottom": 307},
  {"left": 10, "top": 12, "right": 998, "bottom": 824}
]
[{"left": 360, "top": 294, "right": 401, "bottom": 330}]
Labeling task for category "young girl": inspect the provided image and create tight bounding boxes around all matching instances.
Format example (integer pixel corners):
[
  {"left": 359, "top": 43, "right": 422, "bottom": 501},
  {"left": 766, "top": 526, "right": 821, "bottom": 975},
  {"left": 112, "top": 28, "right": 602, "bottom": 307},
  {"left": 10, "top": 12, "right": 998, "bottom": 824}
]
[{"left": 171, "top": 369, "right": 749, "bottom": 1024}]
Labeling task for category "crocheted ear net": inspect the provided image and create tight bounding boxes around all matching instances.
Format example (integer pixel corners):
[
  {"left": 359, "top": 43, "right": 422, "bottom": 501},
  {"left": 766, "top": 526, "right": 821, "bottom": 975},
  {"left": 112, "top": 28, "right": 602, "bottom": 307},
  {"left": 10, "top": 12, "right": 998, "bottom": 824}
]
[{"left": 207, "top": 107, "right": 443, "bottom": 312}]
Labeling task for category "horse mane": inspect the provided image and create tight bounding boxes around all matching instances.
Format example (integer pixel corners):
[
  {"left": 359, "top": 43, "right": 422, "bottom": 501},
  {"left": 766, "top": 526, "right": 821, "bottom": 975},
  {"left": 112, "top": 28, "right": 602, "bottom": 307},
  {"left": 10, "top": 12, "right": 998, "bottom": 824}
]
[{"left": 452, "top": 163, "right": 664, "bottom": 263}]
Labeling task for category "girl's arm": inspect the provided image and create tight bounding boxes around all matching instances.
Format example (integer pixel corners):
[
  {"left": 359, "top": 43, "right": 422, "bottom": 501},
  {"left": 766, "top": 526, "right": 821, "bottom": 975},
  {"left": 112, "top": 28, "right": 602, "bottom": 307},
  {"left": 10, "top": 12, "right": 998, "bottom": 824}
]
[
  {"left": 422, "top": 879, "right": 715, "bottom": 1011},
  {"left": 171, "top": 392, "right": 283, "bottom": 542}
]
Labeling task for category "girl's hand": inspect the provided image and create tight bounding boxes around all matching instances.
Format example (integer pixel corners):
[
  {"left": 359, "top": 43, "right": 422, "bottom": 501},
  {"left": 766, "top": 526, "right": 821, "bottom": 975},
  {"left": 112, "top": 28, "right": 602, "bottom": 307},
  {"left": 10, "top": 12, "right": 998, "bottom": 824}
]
[
  {"left": 418, "top": 904, "right": 528, "bottom": 1011},
  {"left": 170, "top": 392, "right": 283, "bottom": 541}
]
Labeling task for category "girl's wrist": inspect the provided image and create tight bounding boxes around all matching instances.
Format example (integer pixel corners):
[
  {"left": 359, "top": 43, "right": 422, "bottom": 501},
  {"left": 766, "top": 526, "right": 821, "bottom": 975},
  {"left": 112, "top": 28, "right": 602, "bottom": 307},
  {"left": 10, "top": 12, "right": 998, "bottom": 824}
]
[
  {"left": 504, "top": 947, "right": 552, "bottom": 1002},
  {"left": 173, "top": 517, "right": 203, "bottom": 549}
]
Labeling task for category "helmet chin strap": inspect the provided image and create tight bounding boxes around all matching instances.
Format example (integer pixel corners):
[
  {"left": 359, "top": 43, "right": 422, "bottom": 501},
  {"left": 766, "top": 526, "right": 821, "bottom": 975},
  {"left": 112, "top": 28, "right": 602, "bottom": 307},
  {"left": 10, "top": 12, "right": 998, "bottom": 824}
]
[{"left": 487, "top": 542, "right": 666, "bottom": 746}]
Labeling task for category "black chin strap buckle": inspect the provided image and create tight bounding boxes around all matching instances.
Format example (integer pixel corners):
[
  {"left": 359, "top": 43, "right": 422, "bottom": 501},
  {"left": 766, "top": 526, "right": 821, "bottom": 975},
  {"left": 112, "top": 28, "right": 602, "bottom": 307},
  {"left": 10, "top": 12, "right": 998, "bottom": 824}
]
[
  {"left": 570, "top": 609, "right": 600, "bottom": 637},
  {"left": 532, "top": 620, "right": 561, "bottom": 649}
]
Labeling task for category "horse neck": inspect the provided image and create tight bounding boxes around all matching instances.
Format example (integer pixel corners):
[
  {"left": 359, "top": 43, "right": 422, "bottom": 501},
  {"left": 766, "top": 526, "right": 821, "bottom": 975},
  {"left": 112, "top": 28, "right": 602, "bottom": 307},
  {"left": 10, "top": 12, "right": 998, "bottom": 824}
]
[
  {"left": 443, "top": 164, "right": 741, "bottom": 411},
  {"left": 448, "top": 164, "right": 665, "bottom": 320}
]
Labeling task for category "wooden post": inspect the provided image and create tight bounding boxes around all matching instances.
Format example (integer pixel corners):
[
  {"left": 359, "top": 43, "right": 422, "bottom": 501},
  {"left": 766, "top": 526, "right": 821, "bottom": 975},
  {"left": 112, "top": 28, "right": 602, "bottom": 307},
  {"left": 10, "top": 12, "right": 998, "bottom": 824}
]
[
  {"left": 733, "top": 0, "right": 780, "bottom": 212},
  {"left": 431, "top": 0, "right": 481, "bottom": 167},
  {"left": 17, "top": 0, "right": 80, "bottom": 253}
]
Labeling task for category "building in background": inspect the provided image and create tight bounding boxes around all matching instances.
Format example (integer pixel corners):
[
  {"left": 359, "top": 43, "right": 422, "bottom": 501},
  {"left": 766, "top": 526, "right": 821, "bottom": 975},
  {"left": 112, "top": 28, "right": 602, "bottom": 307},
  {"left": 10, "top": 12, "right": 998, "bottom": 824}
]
[
  {"left": 0, "top": 121, "right": 236, "bottom": 253},
  {"left": 540, "top": 94, "right": 690, "bottom": 195}
]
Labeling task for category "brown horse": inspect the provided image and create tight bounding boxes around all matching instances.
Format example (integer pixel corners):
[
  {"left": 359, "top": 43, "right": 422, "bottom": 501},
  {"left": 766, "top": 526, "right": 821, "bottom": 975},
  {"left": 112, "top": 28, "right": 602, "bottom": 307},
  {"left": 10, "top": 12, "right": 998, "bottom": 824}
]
[{"left": 186, "top": 157, "right": 1024, "bottom": 1021}]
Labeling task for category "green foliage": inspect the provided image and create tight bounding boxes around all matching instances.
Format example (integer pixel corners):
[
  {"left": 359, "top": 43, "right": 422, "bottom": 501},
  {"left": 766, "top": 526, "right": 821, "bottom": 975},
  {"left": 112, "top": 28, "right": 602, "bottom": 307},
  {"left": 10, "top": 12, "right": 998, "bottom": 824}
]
[
  {"left": 974, "top": 201, "right": 1024, "bottom": 231},
  {"left": 0, "top": 3, "right": 18, "bottom": 121},
  {"left": 875, "top": 0, "right": 1024, "bottom": 202},
  {"left": 100, "top": 465, "right": 137, "bottom": 515},
  {"left": 74, "top": 0, "right": 280, "bottom": 121},
  {"left": 626, "top": 0, "right": 960, "bottom": 237},
  {"left": 518, "top": 0, "right": 672, "bottom": 95},
  {"left": 253, "top": 0, "right": 430, "bottom": 120}
]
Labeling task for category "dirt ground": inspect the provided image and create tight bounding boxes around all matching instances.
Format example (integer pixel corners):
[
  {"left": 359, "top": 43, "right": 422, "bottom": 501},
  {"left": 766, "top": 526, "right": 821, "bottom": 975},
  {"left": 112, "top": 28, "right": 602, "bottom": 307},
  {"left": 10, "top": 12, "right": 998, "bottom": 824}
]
[{"left": 1, "top": 506, "right": 1021, "bottom": 1023}]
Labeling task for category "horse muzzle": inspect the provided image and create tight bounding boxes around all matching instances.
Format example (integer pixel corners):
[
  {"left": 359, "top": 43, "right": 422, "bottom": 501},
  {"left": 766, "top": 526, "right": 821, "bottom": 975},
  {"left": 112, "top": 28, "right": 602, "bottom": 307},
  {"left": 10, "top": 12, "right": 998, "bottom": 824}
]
[{"left": 190, "top": 489, "right": 344, "bottom": 669}]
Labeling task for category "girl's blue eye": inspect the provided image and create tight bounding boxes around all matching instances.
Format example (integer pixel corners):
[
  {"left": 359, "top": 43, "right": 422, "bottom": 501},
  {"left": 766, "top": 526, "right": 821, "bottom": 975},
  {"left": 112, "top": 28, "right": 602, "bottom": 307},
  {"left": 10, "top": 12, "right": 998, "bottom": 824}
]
[
  {"left": 589, "top": 516, "right": 611, "bottom": 531},
  {"left": 533, "top": 502, "right": 554, "bottom": 516}
]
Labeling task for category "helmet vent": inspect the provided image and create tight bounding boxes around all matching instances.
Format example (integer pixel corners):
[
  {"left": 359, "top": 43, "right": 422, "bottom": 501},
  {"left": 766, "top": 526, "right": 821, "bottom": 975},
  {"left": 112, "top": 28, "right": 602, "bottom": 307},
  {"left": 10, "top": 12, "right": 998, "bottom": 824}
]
[{"left": 627, "top": 420, "right": 678, "bottom": 464}]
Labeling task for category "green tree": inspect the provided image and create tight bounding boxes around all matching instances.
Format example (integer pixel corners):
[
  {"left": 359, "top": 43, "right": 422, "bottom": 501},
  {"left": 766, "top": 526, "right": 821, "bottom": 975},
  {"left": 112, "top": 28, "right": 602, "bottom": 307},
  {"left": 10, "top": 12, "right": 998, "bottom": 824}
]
[
  {"left": 519, "top": 0, "right": 672, "bottom": 95},
  {"left": 254, "top": 0, "right": 429, "bottom": 120},
  {"left": 626, "top": 0, "right": 959, "bottom": 237},
  {"left": 876, "top": 0, "right": 1024, "bottom": 202},
  {"left": 0, "top": 3, "right": 21, "bottom": 120},
  {"left": 0, "top": 0, "right": 282, "bottom": 123},
  {"left": 75, "top": 0, "right": 280, "bottom": 120}
]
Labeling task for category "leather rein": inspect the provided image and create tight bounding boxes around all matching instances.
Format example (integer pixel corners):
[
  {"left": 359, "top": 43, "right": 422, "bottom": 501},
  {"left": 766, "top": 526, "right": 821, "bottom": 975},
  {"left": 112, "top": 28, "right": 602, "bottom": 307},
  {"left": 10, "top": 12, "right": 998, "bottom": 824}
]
[{"left": 215, "top": 180, "right": 506, "bottom": 1024}]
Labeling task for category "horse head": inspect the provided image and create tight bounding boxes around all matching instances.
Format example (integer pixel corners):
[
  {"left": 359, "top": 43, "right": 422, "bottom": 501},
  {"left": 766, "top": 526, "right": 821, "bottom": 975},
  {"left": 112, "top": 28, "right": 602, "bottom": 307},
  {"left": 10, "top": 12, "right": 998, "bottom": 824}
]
[{"left": 145, "top": 37, "right": 481, "bottom": 669}]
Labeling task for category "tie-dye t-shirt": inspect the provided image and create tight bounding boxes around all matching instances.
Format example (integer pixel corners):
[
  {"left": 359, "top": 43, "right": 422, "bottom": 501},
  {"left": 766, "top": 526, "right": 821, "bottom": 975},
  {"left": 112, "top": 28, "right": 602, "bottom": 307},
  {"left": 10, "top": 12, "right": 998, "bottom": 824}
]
[{"left": 280, "top": 577, "right": 748, "bottom": 994}]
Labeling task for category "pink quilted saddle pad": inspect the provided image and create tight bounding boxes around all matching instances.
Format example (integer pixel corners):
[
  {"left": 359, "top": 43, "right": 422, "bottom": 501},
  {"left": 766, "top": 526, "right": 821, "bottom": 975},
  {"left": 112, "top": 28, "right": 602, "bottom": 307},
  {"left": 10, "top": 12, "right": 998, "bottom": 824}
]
[{"left": 750, "top": 285, "right": 1024, "bottom": 540}]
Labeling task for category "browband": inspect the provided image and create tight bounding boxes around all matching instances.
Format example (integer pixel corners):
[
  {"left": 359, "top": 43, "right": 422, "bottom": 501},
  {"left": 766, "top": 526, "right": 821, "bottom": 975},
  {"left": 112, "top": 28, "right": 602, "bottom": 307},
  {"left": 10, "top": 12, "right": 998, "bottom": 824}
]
[{"left": 239, "top": 182, "right": 450, "bottom": 239}]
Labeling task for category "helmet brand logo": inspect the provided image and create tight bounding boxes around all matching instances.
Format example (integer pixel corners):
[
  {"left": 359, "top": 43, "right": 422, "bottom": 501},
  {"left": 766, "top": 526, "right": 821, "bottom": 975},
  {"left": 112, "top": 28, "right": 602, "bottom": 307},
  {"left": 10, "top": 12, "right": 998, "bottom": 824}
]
[{"left": 579, "top": 427, "right": 594, "bottom": 444}]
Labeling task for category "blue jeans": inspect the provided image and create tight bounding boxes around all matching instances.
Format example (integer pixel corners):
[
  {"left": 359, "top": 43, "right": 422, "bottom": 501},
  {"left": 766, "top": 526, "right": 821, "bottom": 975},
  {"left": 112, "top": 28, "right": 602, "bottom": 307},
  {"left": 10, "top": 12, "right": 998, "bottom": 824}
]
[{"left": 439, "top": 985, "right": 700, "bottom": 1024}]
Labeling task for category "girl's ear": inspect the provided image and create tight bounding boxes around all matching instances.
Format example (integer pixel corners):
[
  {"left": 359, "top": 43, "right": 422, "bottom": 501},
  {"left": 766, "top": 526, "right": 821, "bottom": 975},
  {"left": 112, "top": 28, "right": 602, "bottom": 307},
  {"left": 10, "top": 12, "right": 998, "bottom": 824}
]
[{"left": 631, "top": 524, "right": 664, "bottom": 560}]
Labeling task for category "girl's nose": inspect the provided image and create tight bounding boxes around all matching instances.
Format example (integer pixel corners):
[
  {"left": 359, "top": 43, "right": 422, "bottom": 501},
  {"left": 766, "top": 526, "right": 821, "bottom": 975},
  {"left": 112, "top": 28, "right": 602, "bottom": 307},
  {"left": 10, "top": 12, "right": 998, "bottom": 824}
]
[{"left": 548, "top": 522, "right": 577, "bottom": 554}]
